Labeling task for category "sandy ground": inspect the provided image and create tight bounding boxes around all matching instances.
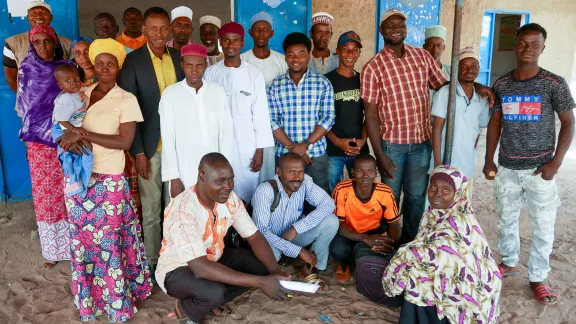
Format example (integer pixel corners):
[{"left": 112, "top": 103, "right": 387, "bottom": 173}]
[{"left": 1, "top": 132, "right": 575, "bottom": 324}]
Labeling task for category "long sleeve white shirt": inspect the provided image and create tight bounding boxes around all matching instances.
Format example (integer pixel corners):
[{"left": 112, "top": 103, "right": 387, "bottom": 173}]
[
  {"left": 159, "top": 80, "right": 234, "bottom": 191},
  {"left": 203, "top": 60, "right": 274, "bottom": 202}
]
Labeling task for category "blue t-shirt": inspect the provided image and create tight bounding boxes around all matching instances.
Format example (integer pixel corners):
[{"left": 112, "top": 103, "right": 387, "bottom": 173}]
[{"left": 429, "top": 82, "right": 490, "bottom": 179}]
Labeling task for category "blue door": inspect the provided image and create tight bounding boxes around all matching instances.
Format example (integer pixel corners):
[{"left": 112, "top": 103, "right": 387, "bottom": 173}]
[
  {"left": 235, "top": 0, "right": 312, "bottom": 54},
  {"left": 376, "top": 0, "right": 442, "bottom": 51},
  {"left": 0, "top": 0, "right": 78, "bottom": 203},
  {"left": 478, "top": 12, "right": 495, "bottom": 86}
]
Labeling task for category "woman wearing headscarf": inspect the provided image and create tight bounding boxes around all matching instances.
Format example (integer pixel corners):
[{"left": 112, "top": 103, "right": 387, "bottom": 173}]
[
  {"left": 382, "top": 166, "right": 502, "bottom": 324},
  {"left": 70, "top": 36, "right": 97, "bottom": 86},
  {"left": 57, "top": 39, "right": 151, "bottom": 322},
  {"left": 18, "top": 25, "right": 71, "bottom": 268},
  {"left": 71, "top": 36, "right": 144, "bottom": 226}
]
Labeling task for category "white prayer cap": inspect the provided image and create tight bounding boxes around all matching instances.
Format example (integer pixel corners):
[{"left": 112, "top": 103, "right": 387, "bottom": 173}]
[
  {"left": 199, "top": 15, "right": 222, "bottom": 29},
  {"left": 311, "top": 12, "right": 334, "bottom": 26},
  {"left": 425, "top": 25, "right": 447, "bottom": 40},
  {"left": 459, "top": 46, "right": 479, "bottom": 63},
  {"left": 251, "top": 11, "right": 273, "bottom": 26},
  {"left": 171, "top": 6, "right": 193, "bottom": 23},
  {"left": 28, "top": 1, "right": 51, "bottom": 13}
]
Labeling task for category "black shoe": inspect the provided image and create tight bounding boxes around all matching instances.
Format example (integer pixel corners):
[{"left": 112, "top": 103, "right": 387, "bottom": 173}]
[{"left": 148, "top": 264, "right": 157, "bottom": 285}]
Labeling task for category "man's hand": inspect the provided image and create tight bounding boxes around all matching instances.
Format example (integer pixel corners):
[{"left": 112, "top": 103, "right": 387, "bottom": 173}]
[
  {"left": 369, "top": 233, "right": 396, "bottom": 255},
  {"left": 483, "top": 160, "right": 498, "bottom": 180},
  {"left": 362, "top": 234, "right": 386, "bottom": 248},
  {"left": 475, "top": 84, "right": 495, "bottom": 107},
  {"left": 289, "top": 143, "right": 313, "bottom": 164},
  {"left": 282, "top": 226, "right": 298, "bottom": 241},
  {"left": 72, "top": 127, "right": 89, "bottom": 138},
  {"left": 534, "top": 160, "right": 561, "bottom": 181},
  {"left": 257, "top": 275, "right": 292, "bottom": 301},
  {"left": 298, "top": 249, "right": 317, "bottom": 267},
  {"left": 376, "top": 154, "right": 396, "bottom": 179},
  {"left": 272, "top": 271, "right": 292, "bottom": 281},
  {"left": 250, "top": 148, "right": 264, "bottom": 172},
  {"left": 334, "top": 137, "right": 353, "bottom": 153},
  {"left": 170, "top": 178, "right": 185, "bottom": 198},
  {"left": 58, "top": 132, "right": 83, "bottom": 152},
  {"left": 135, "top": 154, "right": 151, "bottom": 180}
]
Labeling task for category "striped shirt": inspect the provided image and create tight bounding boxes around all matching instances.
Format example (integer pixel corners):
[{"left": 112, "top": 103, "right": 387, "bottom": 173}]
[
  {"left": 251, "top": 175, "right": 335, "bottom": 257},
  {"left": 333, "top": 180, "right": 399, "bottom": 234},
  {"left": 267, "top": 71, "right": 335, "bottom": 157},
  {"left": 360, "top": 44, "right": 447, "bottom": 144}
]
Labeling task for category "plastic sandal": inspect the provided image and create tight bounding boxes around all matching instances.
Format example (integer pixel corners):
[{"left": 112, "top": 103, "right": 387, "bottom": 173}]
[
  {"left": 533, "top": 285, "right": 558, "bottom": 305},
  {"left": 498, "top": 264, "right": 519, "bottom": 277}
]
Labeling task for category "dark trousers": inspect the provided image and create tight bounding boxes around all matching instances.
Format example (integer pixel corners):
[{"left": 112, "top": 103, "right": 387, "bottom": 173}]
[
  {"left": 164, "top": 248, "right": 269, "bottom": 323},
  {"left": 329, "top": 228, "right": 385, "bottom": 271},
  {"left": 399, "top": 299, "right": 449, "bottom": 324},
  {"left": 275, "top": 153, "right": 330, "bottom": 194}
]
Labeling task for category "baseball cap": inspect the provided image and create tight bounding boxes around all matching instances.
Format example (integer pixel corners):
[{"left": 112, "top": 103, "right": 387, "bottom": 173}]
[
  {"left": 27, "top": 1, "right": 51, "bottom": 13},
  {"left": 337, "top": 31, "right": 362, "bottom": 48},
  {"left": 380, "top": 8, "right": 406, "bottom": 25}
]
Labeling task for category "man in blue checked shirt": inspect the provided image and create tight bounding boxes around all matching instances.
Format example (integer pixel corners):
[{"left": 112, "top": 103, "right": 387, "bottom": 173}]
[
  {"left": 251, "top": 153, "right": 339, "bottom": 292},
  {"left": 267, "top": 32, "right": 335, "bottom": 194}
]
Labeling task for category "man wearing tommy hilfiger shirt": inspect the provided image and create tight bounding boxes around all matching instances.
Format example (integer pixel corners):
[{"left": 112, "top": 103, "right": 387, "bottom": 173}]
[{"left": 483, "top": 23, "right": 575, "bottom": 305}]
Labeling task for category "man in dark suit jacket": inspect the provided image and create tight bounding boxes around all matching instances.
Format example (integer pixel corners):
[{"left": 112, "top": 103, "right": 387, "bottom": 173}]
[{"left": 119, "top": 6, "right": 185, "bottom": 282}]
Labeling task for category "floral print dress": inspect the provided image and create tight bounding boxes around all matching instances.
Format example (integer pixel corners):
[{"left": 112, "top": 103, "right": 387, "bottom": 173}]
[{"left": 382, "top": 166, "right": 502, "bottom": 324}]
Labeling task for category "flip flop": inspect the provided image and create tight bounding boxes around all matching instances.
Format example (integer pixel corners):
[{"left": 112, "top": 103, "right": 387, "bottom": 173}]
[
  {"left": 209, "top": 305, "right": 231, "bottom": 317},
  {"left": 498, "top": 264, "right": 519, "bottom": 277},
  {"left": 335, "top": 265, "right": 351, "bottom": 284},
  {"left": 533, "top": 285, "right": 558, "bottom": 305},
  {"left": 301, "top": 273, "right": 328, "bottom": 292},
  {"left": 174, "top": 300, "right": 199, "bottom": 324},
  {"left": 43, "top": 261, "right": 57, "bottom": 269}
]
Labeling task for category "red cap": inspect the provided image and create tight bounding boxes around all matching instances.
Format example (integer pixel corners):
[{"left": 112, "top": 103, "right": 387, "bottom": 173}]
[
  {"left": 181, "top": 43, "right": 208, "bottom": 58},
  {"left": 219, "top": 21, "right": 244, "bottom": 39}
]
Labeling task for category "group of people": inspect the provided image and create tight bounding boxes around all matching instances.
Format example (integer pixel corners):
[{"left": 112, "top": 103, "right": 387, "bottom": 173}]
[{"left": 3, "top": 1, "right": 574, "bottom": 323}]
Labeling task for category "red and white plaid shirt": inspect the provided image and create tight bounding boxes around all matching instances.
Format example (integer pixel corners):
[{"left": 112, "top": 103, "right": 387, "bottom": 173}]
[{"left": 360, "top": 45, "right": 447, "bottom": 144}]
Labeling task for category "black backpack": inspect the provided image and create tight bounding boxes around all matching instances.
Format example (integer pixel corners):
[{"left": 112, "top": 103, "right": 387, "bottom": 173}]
[{"left": 224, "top": 179, "right": 281, "bottom": 249}]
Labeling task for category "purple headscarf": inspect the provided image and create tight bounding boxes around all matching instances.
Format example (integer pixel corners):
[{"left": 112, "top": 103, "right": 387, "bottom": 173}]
[{"left": 18, "top": 26, "right": 69, "bottom": 147}]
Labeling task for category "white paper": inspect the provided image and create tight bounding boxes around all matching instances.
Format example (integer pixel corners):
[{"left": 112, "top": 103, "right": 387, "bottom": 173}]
[
  {"left": 7, "top": 0, "right": 39, "bottom": 17},
  {"left": 280, "top": 280, "right": 320, "bottom": 293}
]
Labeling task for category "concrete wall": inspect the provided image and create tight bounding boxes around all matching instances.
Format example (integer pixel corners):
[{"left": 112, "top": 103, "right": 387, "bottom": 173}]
[
  {"left": 312, "top": 0, "right": 377, "bottom": 68},
  {"left": 78, "top": 0, "right": 231, "bottom": 43},
  {"left": 439, "top": 0, "right": 485, "bottom": 66}
]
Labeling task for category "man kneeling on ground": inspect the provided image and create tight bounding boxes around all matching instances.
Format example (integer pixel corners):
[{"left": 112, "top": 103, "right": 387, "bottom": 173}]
[
  {"left": 252, "top": 152, "right": 339, "bottom": 292},
  {"left": 330, "top": 154, "right": 401, "bottom": 283},
  {"left": 156, "top": 153, "right": 291, "bottom": 324}
]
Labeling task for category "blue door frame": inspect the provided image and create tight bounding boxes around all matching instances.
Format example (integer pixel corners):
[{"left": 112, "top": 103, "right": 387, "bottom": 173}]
[
  {"left": 479, "top": 9, "right": 530, "bottom": 86},
  {"left": 234, "top": 0, "right": 312, "bottom": 54},
  {"left": 0, "top": 0, "right": 78, "bottom": 204}
]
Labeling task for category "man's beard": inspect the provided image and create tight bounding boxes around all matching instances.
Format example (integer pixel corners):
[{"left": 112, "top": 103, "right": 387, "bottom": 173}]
[
  {"left": 384, "top": 35, "right": 406, "bottom": 46},
  {"left": 206, "top": 44, "right": 217, "bottom": 53}
]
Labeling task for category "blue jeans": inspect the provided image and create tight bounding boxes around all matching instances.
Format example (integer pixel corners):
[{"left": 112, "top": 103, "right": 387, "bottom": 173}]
[
  {"left": 270, "top": 214, "right": 339, "bottom": 271},
  {"left": 328, "top": 155, "right": 355, "bottom": 193},
  {"left": 380, "top": 140, "right": 431, "bottom": 242}
]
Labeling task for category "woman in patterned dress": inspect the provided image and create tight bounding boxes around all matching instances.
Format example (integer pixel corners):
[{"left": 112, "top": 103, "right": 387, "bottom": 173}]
[
  {"left": 18, "top": 25, "right": 71, "bottom": 269},
  {"left": 382, "top": 165, "right": 502, "bottom": 324},
  {"left": 57, "top": 38, "right": 151, "bottom": 322}
]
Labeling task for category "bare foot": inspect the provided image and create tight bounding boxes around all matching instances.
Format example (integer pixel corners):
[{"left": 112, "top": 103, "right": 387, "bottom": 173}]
[{"left": 530, "top": 281, "right": 558, "bottom": 305}]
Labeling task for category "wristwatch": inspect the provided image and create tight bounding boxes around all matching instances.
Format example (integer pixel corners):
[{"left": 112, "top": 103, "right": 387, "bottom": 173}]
[{"left": 304, "top": 139, "right": 313, "bottom": 151}]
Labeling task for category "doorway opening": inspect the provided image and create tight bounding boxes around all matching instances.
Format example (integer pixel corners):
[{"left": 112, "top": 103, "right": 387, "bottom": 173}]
[{"left": 479, "top": 10, "right": 530, "bottom": 86}]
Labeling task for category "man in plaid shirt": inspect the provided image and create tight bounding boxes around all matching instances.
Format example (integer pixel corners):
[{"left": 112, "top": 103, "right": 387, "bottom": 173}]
[
  {"left": 361, "top": 9, "right": 493, "bottom": 243},
  {"left": 267, "top": 32, "right": 335, "bottom": 194}
]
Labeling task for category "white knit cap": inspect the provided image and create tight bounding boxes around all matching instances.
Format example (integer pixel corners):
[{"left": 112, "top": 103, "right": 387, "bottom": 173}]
[
  {"left": 311, "top": 12, "right": 334, "bottom": 26},
  {"left": 171, "top": 6, "right": 193, "bottom": 23},
  {"left": 459, "top": 46, "right": 479, "bottom": 63},
  {"left": 199, "top": 15, "right": 222, "bottom": 29}
]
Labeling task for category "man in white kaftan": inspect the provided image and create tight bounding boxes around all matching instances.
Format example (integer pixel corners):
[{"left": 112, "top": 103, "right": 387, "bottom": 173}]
[
  {"left": 203, "top": 21, "right": 274, "bottom": 203},
  {"left": 160, "top": 43, "right": 234, "bottom": 198},
  {"left": 240, "top": 12, "right": 288, "bottom": 183}
]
